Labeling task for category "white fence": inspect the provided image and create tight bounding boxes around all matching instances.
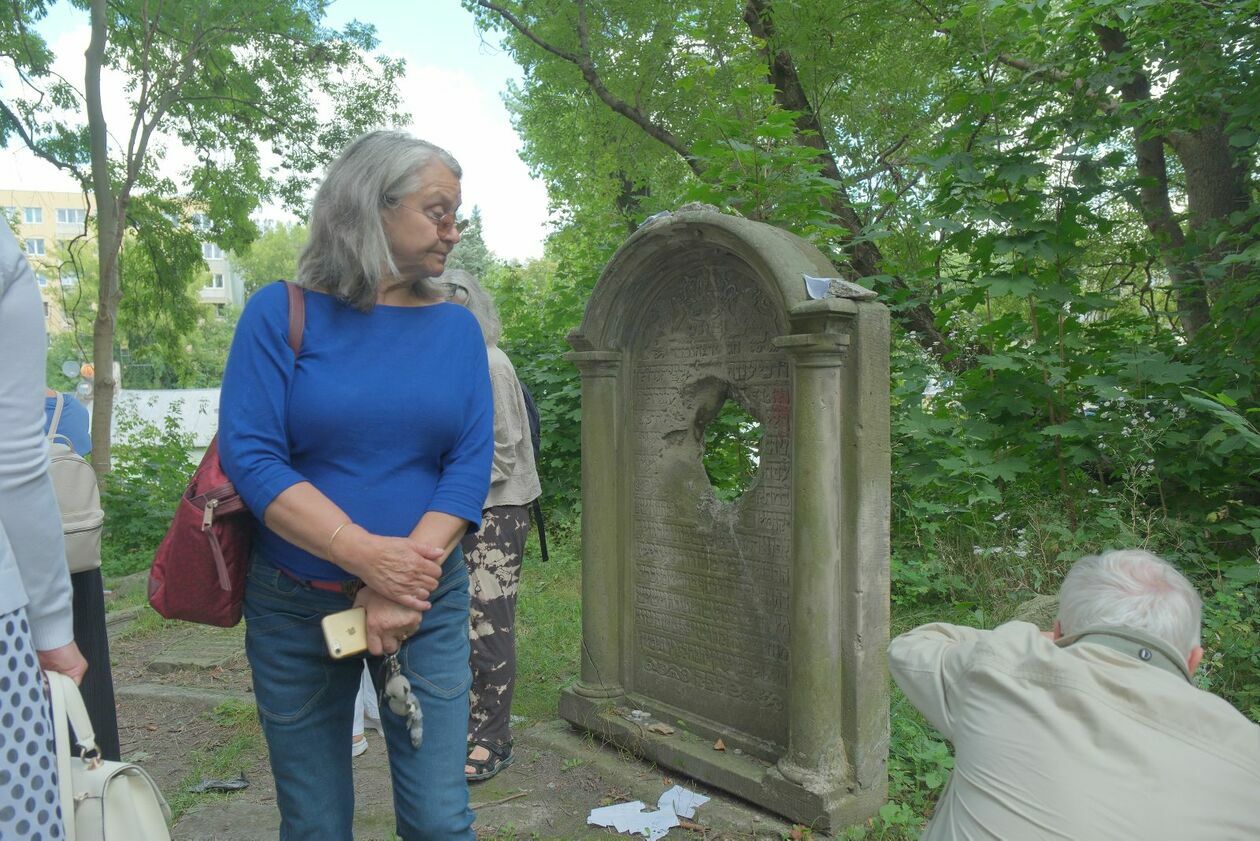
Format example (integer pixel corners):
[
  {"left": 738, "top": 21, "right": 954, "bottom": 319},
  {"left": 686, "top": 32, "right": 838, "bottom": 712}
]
[{"left": 88, "top": 389, "right": 220, "bottom": 458}]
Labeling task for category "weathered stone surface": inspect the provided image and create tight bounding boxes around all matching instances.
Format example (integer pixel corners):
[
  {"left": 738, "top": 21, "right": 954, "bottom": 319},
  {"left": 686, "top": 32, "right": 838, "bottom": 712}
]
[
  {"left": 148, "top": 628, "right": 243, "bottom": 673},
  {"left": 561, "top": 206, "right": 892, "bottom": 831},
  {"left": 1010, "top": 593, "right": 1060, "bottom": 631},
  {"left": 115, "top": 682, "right": 251, "bottom": 710}
]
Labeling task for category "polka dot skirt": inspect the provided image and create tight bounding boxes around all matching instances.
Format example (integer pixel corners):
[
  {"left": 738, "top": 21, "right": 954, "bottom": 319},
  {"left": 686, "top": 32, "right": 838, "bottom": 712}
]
[{"left": 0, "top": 608, "right": 64, "bottom": 840}]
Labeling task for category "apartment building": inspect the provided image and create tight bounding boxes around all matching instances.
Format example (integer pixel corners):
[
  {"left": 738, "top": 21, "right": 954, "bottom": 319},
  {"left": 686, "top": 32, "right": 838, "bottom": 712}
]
[
  {"left": 0, "top": 188, "right": 245, "bottom": 332},
  {"left": 0, "top": 189, "right": 91, "bottom": 333},
  {"left": 190, "top": 213, "right": 246, "bottom": 319}
]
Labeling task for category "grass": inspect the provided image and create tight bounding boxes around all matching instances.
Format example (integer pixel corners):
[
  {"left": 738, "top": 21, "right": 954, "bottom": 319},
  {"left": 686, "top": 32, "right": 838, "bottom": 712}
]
[
  {"left": 164, "top": 699, "right": 265, "bottom": 820},
  {"left": 109, "top": 601, "right": 180, "bottom": 641},
  {"left": 512, "top": 518, "right": 583, "bottom": 725}
]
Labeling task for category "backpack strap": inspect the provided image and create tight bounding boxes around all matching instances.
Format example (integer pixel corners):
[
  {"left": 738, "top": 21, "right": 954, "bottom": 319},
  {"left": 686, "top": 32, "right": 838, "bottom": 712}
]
[
  {"left": 48, "top": 393, "right": 65, "bottom": 444},
  {"left": 284, "top": 281, "right": 305, "bottom": 355},
  {"left": 531, "top": 497, "right": 549, "bottom": 563}
]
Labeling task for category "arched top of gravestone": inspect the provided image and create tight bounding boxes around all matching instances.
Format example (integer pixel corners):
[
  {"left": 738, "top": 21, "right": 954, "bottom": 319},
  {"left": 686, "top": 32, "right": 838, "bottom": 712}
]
[{"left": 571, "top": 205, "right": 867, "bottom": 352}]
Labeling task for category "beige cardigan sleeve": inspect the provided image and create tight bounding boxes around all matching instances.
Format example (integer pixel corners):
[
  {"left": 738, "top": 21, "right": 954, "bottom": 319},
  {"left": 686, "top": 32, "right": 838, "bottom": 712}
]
[{"left": 0, "top": 220, "right": 74, "bottom": 650}]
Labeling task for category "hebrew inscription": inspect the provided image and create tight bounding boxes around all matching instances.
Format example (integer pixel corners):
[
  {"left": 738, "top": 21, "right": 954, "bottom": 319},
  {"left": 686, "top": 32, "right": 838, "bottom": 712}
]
[{"left": 628, "top": 254, "right": 792, "bottom": 750}]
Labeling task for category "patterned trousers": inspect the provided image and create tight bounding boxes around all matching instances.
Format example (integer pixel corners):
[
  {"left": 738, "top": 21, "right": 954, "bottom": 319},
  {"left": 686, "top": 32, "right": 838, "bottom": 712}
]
[{"left": 461, "top": 504, "right": 531, "bottom": 749}]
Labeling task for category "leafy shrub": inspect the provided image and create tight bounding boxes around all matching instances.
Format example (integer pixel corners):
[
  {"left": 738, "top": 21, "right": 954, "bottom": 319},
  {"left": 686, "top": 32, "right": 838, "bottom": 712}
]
[
  {"left": 101, "top": 401, "right": 195, "bottom": 576},
  {"left": 1199, "top": 582, "right": 1260, "bottom": 723}
]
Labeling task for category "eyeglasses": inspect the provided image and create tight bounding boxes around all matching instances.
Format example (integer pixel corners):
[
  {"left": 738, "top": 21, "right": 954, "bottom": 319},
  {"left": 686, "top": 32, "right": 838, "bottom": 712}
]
[
  {"left": 437, "top": 281, "right": 469, "bottom": 304},
  {"left": 396, "top": 202, "right": 469, "bottom": 235}
]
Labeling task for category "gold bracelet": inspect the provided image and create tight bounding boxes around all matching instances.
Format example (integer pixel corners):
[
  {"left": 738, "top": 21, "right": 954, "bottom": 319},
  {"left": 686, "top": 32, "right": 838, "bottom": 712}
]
[{"left": 326, "top": 521, "right": 353, "bottom": 559}]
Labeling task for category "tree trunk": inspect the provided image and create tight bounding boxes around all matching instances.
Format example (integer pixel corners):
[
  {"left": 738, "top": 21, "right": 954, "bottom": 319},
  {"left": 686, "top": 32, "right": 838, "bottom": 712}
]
[
  {"left": 86, "top": 0, "right": 118, "bottom": 475},
  {"left": 1169, "top": 120, "right": 1252, "bottom": 303},
  {"left": 1095, "top": 25, "right": 1210, "bottom": 339}
]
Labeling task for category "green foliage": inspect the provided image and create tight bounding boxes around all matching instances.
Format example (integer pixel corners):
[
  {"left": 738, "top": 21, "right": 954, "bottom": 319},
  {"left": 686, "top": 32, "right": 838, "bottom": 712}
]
[
  {"left": 1199, "top": 582, "right": 1260, "bottom": 722},
  {"left": 100, "top": 402, "right": 195, "bottom": 577},
  {"left": 472, "top": 0, "right": 1260, "bottom": 578},
  {"left": 41, "top": 228, "right": 238, "bottom": 389},
  {"left": 444, "top": 207, "right": 495, "bottom": 278},
  {"left": 487, "top": 227, "right": 618, "bottom": 513},
  {"left": 233, "top": 222, "right": 309, "bottom": 294},
  {"left": 701, "top": 399, "right": 762, "bottom": 502},
  {"left": 46, "top": 330, "right": 89, "bottom": 394},
  {"left": 120, "top": 307, "right": 239, "bottom": 389}
]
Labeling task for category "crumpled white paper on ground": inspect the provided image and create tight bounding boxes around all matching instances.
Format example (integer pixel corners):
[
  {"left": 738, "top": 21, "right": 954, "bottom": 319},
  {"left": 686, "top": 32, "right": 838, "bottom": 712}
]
[
  {"left": 587, "top": 784, "right": 711, "bottom": 840},
  {"left": 657, "top": 785, "right": 708, "bottom": 819}
]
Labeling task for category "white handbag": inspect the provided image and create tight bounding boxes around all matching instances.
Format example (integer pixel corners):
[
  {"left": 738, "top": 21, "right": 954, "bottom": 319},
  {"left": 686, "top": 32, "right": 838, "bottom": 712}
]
[{"left": 47, "top": 671, "right": 172, "bottom": 841}]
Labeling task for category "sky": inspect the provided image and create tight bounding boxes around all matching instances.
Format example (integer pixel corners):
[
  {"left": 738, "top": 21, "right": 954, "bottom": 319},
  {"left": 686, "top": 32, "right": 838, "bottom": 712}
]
[{"left": 0, "top": 0, "right": 552, "bottom": 261}]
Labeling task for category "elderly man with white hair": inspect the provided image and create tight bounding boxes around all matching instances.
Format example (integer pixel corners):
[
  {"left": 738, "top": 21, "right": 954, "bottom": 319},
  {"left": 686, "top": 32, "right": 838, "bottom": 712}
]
[{"left": 888, "top": 549, "right": 1260, "bottom": 840}]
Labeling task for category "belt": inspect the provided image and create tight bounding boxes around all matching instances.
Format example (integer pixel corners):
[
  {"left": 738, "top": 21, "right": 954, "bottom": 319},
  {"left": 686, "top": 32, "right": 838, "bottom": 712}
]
[{"left": 278, "top": 567, "right": 364, "bottom": 600}]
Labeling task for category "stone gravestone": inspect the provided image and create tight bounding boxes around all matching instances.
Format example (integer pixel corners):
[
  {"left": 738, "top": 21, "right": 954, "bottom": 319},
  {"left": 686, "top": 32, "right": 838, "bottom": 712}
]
[{"left": 560, "top": 206, "right": 890, "bottom": 830}]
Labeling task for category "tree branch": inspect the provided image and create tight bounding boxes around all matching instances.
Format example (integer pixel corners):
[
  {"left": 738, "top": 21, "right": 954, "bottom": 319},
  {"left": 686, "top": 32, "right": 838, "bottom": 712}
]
[
  {"left": 742, "top": 0, "right": 958, "bottom": 366},
  {"left": 0, "top": 99, "right": 89, "bottom": 185},
  {"left": 474, "top": 0, "right": 701, "bottom": 175}
]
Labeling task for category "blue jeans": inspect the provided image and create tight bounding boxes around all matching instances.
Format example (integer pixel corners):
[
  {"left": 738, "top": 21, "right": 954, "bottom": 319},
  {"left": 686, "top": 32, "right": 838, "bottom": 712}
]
[{"left": 244, "top": 551, "right": 474, "bottom": 840}]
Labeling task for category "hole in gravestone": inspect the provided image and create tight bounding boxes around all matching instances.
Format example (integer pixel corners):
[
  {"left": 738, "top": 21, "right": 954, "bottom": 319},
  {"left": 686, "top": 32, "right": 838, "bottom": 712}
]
[{"left": 701, "top": 399, "right": 763, "bottom": 503}]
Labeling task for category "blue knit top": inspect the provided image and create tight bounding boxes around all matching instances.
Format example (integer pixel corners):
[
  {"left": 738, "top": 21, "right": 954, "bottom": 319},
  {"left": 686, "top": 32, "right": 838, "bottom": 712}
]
[{"left": 218, "top": 282, "right": 493, "bottom": 581}]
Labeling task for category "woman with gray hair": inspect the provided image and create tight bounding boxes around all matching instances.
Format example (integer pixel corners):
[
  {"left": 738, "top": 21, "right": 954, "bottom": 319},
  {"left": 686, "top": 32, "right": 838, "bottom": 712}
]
[
  {"left": 440, "top": 269, "right": 541, "bottom": 782},
  {"left": 219, "top": 130, "right": 493, "bottom": 839}
]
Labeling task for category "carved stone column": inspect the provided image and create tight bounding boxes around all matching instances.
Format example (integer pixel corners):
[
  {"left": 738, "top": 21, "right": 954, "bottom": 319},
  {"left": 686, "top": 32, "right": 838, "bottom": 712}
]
[
  {"left": 566, "top": 346, "right": 624, "bottom": 698},
  {"left": 773, "top": 300, "right": 855, "bottom": 783}
]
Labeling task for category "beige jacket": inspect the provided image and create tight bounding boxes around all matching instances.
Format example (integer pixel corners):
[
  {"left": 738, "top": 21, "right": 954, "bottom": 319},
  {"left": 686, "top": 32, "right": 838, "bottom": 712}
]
[
  {"left": 484, "top": 346, "right": 540, "bottom": 509},
  {"left": 888, "top": 621, "right": 1260, "bottom": 841}
]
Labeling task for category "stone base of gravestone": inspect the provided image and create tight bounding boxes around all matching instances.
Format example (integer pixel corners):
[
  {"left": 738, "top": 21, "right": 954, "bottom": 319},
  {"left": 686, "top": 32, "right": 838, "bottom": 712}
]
[{"left": 558, "top": 694, "right": 888, "bottom": 829}]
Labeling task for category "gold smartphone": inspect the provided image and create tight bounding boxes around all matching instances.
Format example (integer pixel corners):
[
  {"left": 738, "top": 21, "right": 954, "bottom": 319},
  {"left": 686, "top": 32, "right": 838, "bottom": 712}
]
[{"left": 322, "top": 607, "right": 368, "bottom": 659}]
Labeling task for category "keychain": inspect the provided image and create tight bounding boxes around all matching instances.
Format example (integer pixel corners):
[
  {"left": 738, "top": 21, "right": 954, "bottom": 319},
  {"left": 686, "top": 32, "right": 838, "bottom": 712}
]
[{"left": 383, "top": 653, "right": 423, "bottom": 748}]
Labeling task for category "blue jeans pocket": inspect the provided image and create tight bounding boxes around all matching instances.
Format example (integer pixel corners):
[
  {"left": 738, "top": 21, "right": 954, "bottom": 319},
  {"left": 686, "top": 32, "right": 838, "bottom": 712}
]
[
  {"left": 400, "top": 570, "right": 472, "bottom": 700},
  {"left": 244, "top": 559, "right": 337, "bottom": 723}
]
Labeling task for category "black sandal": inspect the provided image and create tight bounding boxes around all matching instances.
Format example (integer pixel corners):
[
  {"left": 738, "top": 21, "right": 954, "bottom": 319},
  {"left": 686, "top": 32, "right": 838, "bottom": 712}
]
[{"left": 465, "top": 739, "right": 514, "bottom": 782}]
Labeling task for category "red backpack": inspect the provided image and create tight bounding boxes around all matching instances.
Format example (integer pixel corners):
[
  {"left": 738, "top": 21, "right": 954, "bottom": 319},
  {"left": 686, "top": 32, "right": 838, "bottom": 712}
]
[{"left": 148, "top": 282, "right": 304, "bottom": 627}]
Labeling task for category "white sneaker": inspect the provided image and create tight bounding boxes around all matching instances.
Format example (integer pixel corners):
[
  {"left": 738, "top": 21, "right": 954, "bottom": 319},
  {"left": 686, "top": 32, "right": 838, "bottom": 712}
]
[{"left": 352, "top": 735, "right": 368, "bottom": 758}]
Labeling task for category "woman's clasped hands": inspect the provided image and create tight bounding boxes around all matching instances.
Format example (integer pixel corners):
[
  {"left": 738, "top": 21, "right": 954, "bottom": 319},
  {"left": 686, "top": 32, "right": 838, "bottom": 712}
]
[
  {"left": 329, "top": 525, "right": 447, "bottom": 655},
  {"left": 329, "top": 525, "right": 443, "bottom": 607},
  {"left": 354, "top": 587, "right": 423, "bottom": 656}
]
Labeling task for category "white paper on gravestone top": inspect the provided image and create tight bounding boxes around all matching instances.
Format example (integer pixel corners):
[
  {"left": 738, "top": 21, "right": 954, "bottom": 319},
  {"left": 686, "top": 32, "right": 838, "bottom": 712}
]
[
  {"left": 803, "top": 274, "right": 831, "bottom": 299},
  {"left": 657, "top": 784, "right": 710, "bottom": 819}
]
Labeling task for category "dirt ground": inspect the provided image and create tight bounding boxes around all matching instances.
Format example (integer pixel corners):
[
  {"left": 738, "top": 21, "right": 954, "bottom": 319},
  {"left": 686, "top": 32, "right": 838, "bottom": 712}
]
[{"left": 105, "top": 590, "right": 807, "bottom": 841}]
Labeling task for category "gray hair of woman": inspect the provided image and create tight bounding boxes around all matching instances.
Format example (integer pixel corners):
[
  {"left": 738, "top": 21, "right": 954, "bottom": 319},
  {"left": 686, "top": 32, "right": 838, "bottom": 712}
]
[
  {"left": 1057, "top": 549, "right": 1202, "bottom": 659},
  {"left": 297, "top": 130, "right": 462, "bottom": 311},
  {"left": 439, "top": 268, "right": 501, "bottom": 347}
]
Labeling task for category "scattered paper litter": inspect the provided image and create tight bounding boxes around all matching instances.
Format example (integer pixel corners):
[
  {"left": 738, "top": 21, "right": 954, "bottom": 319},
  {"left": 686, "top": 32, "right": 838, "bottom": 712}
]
[
  {"left": 657, "top": 785, "right": 709, "bottom": 819},
  {"left": 586, "top": 784, "right": 710, "bottom": 839},
  {"left": 587, "top": 801, "right": 674, "bottom": 840}
]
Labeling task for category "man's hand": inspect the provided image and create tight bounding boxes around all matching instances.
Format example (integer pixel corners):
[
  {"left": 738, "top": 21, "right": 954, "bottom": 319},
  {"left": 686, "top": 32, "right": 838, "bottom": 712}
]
[
  {"left": 354, "top": 587, "right": 424, "bottom": 656},
  {"left": 39, "top": 641, "right": 88, "bottom": 685},
  {"left": 332, "top": 527, "right": 443, "bottom": 611}
]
